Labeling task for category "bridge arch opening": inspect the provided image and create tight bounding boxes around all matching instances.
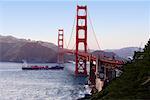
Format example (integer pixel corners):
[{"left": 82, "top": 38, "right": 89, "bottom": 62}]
[
  {"left": 78, "top": 19, "right": 85, "bottom": 26},
  {"left": 78, "top": 29, "right": 85, "bottom": 39},
  {"left": 78, "top": 9, "right": 86, "bottom": 16}
]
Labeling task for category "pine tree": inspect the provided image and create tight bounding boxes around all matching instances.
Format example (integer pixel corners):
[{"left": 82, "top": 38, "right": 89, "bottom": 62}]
[{"left": 144, "top": 39, "right": 150, "bottom": 52}]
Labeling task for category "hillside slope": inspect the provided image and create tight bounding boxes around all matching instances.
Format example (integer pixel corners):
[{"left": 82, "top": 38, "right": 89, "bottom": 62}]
[
  {"left": 0, "top": 35, "right": 139, "bottom": 63},
  {"left": 0, "top": 42, "right": 57, "bottom": 63},
  {"left": 0, "top": 35, "right": 57, "bottom": 62},
  {"left": 110, "top": 47, "right": 140, "bottom": 59},
  {"left": 90, "top": 39, "right": 150, "bottom": 99}
]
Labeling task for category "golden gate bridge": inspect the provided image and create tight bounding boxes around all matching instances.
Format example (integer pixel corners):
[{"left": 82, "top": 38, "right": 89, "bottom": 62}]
[{"left": 57, "top": 5, "right": 124, "bottom": 92}]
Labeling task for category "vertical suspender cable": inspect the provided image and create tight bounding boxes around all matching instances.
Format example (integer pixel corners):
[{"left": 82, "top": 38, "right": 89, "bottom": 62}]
[
  {"left": 66, "top": 14, "right": 76, "bottom": 49},
  {"left": 88, "top": 10, "right": 101, "bottom": 50}
]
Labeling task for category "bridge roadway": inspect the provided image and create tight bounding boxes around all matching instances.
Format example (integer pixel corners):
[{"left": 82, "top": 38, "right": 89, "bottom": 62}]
[{"left": 62, "top": 49, "right": 124, "bottom": 66}]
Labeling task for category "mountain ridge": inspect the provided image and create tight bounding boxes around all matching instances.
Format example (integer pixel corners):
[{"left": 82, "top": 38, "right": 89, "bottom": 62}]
[{"left": 0, "top": 35, "right": 139, "bottom": 62}]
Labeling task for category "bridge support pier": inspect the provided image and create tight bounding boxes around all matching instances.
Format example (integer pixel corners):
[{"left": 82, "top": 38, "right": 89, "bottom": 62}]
[{"left": 89, "top": 60, "right": 96, "bottom": 85}]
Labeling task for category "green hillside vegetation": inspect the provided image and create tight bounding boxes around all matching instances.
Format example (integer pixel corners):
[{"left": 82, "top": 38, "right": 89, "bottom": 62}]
[{"left": 91, "top": 39, "right": 150, "bottom": 99}]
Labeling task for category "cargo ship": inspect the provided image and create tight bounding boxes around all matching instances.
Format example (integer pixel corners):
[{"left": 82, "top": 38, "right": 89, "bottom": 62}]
[{"left": 22, "top": 60, "right": 64, "bottom": 70}]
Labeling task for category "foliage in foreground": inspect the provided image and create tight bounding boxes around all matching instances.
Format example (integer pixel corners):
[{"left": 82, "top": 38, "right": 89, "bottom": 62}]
[{"left": 90, "top": 39, "right": 150, "bottom": 100}]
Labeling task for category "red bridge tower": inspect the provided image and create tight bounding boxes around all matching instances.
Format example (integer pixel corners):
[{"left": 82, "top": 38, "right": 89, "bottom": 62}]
[
  {"left": 75, "top": 5, "right": 87, "bottom": 76},
  {"left": 58, "top": 29, "right": 64, "bottom": 64}
]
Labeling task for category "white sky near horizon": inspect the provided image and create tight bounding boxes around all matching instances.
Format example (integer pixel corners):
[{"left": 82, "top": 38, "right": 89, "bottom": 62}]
[{"left": 0, "top": 0, "right": 149, "bottom": 50}]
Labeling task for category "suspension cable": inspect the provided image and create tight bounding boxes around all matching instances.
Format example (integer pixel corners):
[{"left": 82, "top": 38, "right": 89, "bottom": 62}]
[
  {"left": 88, "top": 10, "right": 101, "bottom": 50},
  {"left": 66, "top": 14, "right": 76, "bottom": 49},
  {"left": 71, "top": 43, "right": 76, "bottom": 51}
]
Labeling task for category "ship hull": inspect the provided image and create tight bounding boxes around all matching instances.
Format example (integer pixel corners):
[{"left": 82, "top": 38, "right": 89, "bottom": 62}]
[{"left": 22, "top": 66, "right": 64, "bottom": 70}]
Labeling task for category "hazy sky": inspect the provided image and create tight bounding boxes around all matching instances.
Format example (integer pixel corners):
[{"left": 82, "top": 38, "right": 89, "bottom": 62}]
[{"left": 0, "top": 0, "right": 149, "bottom": 50}]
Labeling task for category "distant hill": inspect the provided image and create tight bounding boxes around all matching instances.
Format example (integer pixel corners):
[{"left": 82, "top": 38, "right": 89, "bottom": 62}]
[
  {"left": 105, "top": 47, "right": 140, "bottom": 60},
  {"left": 0, "top": 35, "right": 58, "bottom": 51},
  {"left": 0, "top": 35, "right": 139, "bottom": 63},
  {"left": 0, "top": 35, "right": 57, "bottom": 63},
  {"left": 92, "top": 50, "right": 125, "bottom": 61}
]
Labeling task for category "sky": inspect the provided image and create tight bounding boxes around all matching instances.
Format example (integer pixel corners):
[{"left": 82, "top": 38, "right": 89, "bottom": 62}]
[{"left": 0, "top": 0, "right": 149, "bottom": 50}]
